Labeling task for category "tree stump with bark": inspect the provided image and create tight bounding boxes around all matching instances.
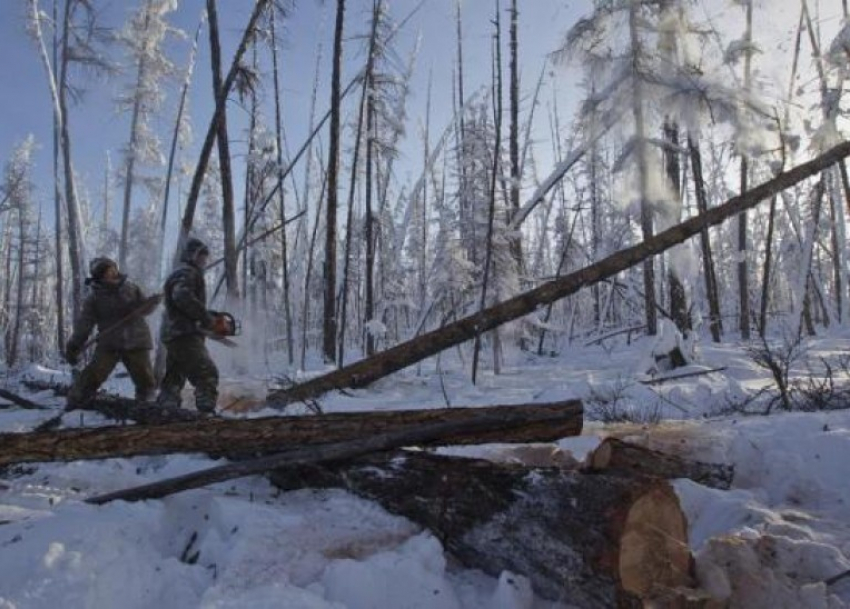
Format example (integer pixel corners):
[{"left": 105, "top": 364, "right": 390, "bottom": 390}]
[
  {"left": 270, "top": 450, "right": 694, "bottom": 607},
  {"left": 586, "top": 437, "right": 734, "bottom": 490}
]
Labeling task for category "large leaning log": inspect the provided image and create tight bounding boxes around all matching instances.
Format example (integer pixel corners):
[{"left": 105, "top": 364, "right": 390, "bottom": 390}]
[
  {"left": 0, "top": 400, "right": 582, "bottom": 467},
  {"left": 586, "top": 438, "right": 734, "bottom": 490},
  {"left": 269, "top": 450, "right": 694, "bottom": 607},
  {"left": 268, "top": 141, "right": 850, "bottom": 406}
]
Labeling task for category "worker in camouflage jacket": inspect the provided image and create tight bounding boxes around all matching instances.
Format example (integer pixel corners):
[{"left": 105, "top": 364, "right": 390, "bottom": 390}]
[
  {"left": 64, "top": 257, "right": 161, "bottom": 409},
  {"left": 156, "top": 237, "right": 220, "bottom": 414}
]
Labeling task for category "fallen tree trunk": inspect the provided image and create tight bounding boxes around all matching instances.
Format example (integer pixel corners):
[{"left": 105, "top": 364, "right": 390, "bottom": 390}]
[
  {"left": 0, "top": 387, "right": 49, "bottom": 410},
  {"left": 87, "top": 410, "right": 581, "bottom": 504},
  {"left": 269, "top": 450, "right": 694, "bottom": 607},
  {"left": 269, "top": 141, "right": 850, "bottom": 406},
  {"left": 0, "top": 400, "right": 582, "bottom": 467},
  {"left": 585, "top": 437, "right": 734, "bottom": 490},
  {"left": 23, "top": 379, "right": 202, "bottom": 429}
]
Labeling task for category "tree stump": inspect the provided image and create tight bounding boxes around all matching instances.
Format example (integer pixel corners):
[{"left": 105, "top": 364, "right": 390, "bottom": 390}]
[
  {"left": 586, "top": 438, "right": 733, "bottom": 490},
  {"left": 270, "top": 450, "right": 693, "bottom": 607}
]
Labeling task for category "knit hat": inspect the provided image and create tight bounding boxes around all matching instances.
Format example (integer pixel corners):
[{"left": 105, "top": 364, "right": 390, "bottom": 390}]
[{"left": 89, "top": 257, "right": 117, "bottom": 280}]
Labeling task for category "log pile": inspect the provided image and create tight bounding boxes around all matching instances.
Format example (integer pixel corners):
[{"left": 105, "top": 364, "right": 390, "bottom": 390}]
[{"left": 0, "top": 391, "right": 735, "bottom": 605}]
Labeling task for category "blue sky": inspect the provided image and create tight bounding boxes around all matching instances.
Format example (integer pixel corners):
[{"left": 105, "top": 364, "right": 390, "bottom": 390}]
[{"left": 0, "top": 0, "right": 586, "bottom": 227}]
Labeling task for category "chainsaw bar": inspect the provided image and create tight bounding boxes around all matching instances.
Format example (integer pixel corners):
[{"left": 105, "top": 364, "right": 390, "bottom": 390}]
[{"left": 200, "top": 329, "right": 239, "bottom": 348}]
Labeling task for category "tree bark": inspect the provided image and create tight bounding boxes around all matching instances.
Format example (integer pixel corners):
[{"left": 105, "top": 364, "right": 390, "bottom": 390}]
[
  {"left": 207, "top": 0, "right": 239, "bottom": 300},
  {"left": 179, "top": 0, "right": 270, "bottom": 255},
  {"left": 586, "top": 437, "right": 734, "bottom": 490},
  {"left": 269, "top": 450, "right": 692, "bottom": 606},
  {"left": 323, "top": 0, "right": 345, "bottom": 364},
  {"left": 269, "top": 7, "right": 294, "bottom": 364},
  {"left": 269, "top": 141, "right": 850, "bottom": 405},
  {"left": 688, "top": 136, "right": 721, "bottom": 341},
  {"left": 0, "top": 399, "right": 582, "bottom": 467},
  {"left": 738, "top": 0, "right": 754, "bottom": 340}
]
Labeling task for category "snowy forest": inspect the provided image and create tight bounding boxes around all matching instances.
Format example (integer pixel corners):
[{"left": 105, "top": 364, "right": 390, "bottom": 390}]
[
  {"left": 0, "top": 0, "right": 845, "bottom": 372},
  {"left": 2, "top": 0, "right": 850, "bottom": 608}
]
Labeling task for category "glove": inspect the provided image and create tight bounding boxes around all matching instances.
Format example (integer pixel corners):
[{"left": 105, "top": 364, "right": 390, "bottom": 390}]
[
  {"left": 201, "top": 312, "right": 217, "bottom": 331},
  {"left": 64, "top": 347, "right": 80, "bottom": 366}
]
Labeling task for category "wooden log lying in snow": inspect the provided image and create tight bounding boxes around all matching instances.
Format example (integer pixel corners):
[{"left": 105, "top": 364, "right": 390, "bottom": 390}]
[
  {"left": 586, "top": 437, "right": 734, "bottom": 490},
  {"left": 269, "top": 450, "right": 694, "bottom": 607},
  {"left": 0, "top": 399, "right": 582, "bottom": 467},
  {"left": 22, "top": 379, "right": 203, "bottom": 427}
]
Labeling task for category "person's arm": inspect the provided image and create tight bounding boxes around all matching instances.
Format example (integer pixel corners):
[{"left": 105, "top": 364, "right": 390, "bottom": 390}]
[
  {"left": 65, "top": 294, "right": 97, "bottom": 361},
  {"left": 169, "top": 271, "right": 214, "bottom": 327},
  {"left": 132, "top": 283, "right": 162, "bottom": 317}
]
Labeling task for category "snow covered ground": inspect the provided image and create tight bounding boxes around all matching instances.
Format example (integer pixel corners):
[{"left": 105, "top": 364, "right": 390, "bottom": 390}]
[{"left": 1, "top": 332, "right": 849, "bottom": 608}]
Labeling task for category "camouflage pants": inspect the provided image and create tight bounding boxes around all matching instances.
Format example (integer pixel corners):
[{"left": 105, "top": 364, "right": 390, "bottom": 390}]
[
  {"left": 67, "top": 348, "right": 156, "bottom": 408},
  {"left": 157, "top": 335, "right": 219, "bottom": 413}
]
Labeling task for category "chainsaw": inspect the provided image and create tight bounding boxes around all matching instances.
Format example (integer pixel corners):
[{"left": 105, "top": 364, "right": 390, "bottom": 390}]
[
  {"left": 209, "top": 311, "right": 241, "bottom": 337},
  {"left": 202, "top": 311, "right": 241, "bottom": 347}
]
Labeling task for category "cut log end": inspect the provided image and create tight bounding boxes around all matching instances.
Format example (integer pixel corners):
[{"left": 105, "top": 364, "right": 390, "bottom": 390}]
[{"left": 619, "top": 485, "right": 691, "bottom": 599}]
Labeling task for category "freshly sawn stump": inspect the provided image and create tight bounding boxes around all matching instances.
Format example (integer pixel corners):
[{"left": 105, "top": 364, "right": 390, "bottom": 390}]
[
  {"left": 270, "top": 450, "right": 692, "bottom": 607},
  {"left": 586, "top": 437, "right": 734, "bottom": 490}
]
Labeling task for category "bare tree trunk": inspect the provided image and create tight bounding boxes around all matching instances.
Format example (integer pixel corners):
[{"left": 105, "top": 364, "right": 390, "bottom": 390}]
[
  {"left": 338, "top": 1, "right": 378, "bottom": 364},
  {"left": 51, "top": 0, "right": 65, "bottom": 351},
  {"left": 663, "top": 121, "right": 690, "bottom": 333},
  {"left": 364, "top": 82, "right": 377, "bottom": 357},
  {"left": 759, "top": 194, "right": 778, "bottom": 337},
  {"left": 58, "top": 0, "right": 87, "bottom": 320},
  {"left": 472, "top": 0, "right": 503, "bottom": 384},
  {"left": 268, "top": 141, "right": 850, "bottom": 405},
  {"left": 178, "top": 0, "right": 270, "bottom": 255},
  {"left": 508, "top": 0, "right": 522, "bottom": 269},
  {"left": 207, "top": 0, "right": 239, "bottom": 301},
  {"left": 269, "top": 8, "right": 294, "bottom": 364},
  {"left": 738, "top": 0, "right": 754, "bottom": 339},
  {"left": 8, "top": 210, "right": 26, "bottom": 366},
  {"left": 323, "top": 0, "right": 345, "bottom": 364},
  {"left": 688, "top": 136, "right": 721, "bottom": 342},
  {"left": 628, "top": 2, "right": 656, "bottom": 336},
  {"left": 799, "top": 180, "right": 826, "bottom": 336}
]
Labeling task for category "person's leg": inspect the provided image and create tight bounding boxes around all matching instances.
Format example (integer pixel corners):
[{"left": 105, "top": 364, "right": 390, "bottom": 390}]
[
  {"left": 183, "top": 337, "right": 219, "bottom": 413},
  {"left": 156, "top": 340, "right": 187, "bottom": 409},
  {"left": 121, "top": 349, "right": 157, "bottom": 403},
  {"left": 66, "top": 350, "right": 119, "bottom": 409}
]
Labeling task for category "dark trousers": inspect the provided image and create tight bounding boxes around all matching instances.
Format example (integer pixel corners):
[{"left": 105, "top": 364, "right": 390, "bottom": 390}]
[
  {"left": 67, "top": 348, "right": 156, "bottom": 407},
  {"left": 157, "top": 334, "right": 219, "bottom": 412}
]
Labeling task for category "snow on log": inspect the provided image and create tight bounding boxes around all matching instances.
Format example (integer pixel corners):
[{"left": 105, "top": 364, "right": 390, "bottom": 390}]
[
  {"left": 0, "top": 400, "right": 582, "bottom": 467},
  {"left": 586, "top": 437, "right": 734, "bottom": 490},
  {"left": 269, "top": 450, "right": 694, "bottom": 607}
]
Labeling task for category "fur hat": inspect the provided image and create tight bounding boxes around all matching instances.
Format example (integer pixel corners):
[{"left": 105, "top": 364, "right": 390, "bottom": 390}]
[
  {"left": 184, "top": 237, "right": 210, "bottom": 258},
  {"left": 89, "top": 257, "right": 117, "bottom": 280}
]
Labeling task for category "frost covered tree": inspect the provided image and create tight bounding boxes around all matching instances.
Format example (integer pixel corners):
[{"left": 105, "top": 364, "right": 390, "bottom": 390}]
[
  {"left": 560, "top": 0, "right": 772, "bottom": 341},
  {"left": 27, "top": 0, "right": 111, "bottom": 320},
  {"left": 1, "top": 137, "right": 40, "bottom": 366},
  {"left": 116, "top": 0, "right": 178, "bottom": 274}
]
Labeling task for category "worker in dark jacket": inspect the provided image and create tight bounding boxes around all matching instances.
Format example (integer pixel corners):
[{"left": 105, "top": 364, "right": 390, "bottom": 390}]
[
  {"left": 65, "top": 257, "right": 160, "bottom": 409},
  {"left": 156, "top": 237, "right": 219, "bottom": 414}
]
